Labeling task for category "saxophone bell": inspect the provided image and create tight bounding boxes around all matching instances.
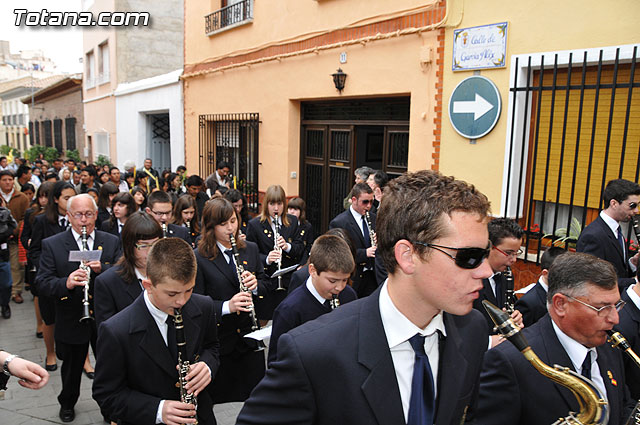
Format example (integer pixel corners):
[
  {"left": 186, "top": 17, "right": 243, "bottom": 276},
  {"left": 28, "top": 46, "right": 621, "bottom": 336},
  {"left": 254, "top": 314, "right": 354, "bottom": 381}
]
[{"left": 606, "top": 329, "right": 640, "bottom": 425}]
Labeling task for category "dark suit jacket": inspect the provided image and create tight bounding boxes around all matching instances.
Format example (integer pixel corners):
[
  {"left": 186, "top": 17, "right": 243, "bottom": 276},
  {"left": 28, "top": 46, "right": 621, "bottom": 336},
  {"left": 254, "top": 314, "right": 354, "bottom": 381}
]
[
  {"left": 93, "top": 293, "right": 219, "bottom": 425},
  {"left": 577, "top": 216, "right": 635, "bottom": 288},
  {"left": 29, "top": 214, "right": 66, "bottom": 268},
  {"left": 476, "top": 314, "right": 633, "bottom": 425},
  {"left": 94, "top": 264, "right": 142, "bottom": 329},
  {"left": 166, "top": 223, "right": 192, "bottom": 247},
  {"left": 35, "top": 229, "right": 122, "bottom": 344},
  {"left": 246, "top": 215, "right": 304, "bottom": 272},
  {"left": 515, "top": 280, "right": 549, "bottom": 327},
  {"left": 236, "top": 286, "right": 488, "bottom": 425},
  {"left": 329, "top": 209, "right": 376, "bottom": 290},
  {"left": 287, "top": 264, "right": 310, "bottom": 295},
  {"left": 100, "top": 218, "right": 121, "bottom": 239},
  {"left": 297, "top": 221, "right": 314, "bottom": 266},
  {"left": 618, "top": 288, "right": 640, "bottom": 399},
  {"left": 472, "top": 275, "right": 505, "bottom": 333}
]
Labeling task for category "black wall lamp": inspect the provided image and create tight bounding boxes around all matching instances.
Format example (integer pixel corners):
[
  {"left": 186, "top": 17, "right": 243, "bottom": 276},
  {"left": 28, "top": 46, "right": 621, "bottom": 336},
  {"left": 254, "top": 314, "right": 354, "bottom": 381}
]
[{"left": 332, "top": 68, "right": 347, "bottom": 93}]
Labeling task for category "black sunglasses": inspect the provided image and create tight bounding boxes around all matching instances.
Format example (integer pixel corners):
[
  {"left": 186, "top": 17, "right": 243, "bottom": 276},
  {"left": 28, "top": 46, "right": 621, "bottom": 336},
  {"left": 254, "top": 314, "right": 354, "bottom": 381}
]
[{"left": 413, "top": 241, "right": 492, "bottom": 269}]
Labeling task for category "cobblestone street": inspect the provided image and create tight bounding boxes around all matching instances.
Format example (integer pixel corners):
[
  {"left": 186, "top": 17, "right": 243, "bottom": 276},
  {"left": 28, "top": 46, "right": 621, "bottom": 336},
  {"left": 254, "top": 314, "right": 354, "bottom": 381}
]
[{"left": 0, "top": 292, "right": 242, "bottom": 424}]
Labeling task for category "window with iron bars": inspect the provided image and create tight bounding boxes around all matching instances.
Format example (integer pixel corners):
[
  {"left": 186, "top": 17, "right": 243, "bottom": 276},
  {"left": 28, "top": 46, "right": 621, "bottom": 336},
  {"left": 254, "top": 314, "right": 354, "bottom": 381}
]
[
  {"left": 502, "top": 45, "right": 640, "bottom": 262},
  {"left": 65, "top": 117, "right": 77, "bottom": 151},
  {"left": 199, "top": 113, "right": 259, "bottom": 212},
  {"left": 53, "top": 119, "right": 63, "bottom": 152},
  {"left": 205, "top": 0, "right": 253, "bottom": 35}
]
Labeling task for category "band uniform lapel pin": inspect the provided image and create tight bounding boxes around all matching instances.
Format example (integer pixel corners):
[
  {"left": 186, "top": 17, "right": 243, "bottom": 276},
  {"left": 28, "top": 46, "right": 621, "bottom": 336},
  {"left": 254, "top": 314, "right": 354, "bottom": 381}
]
[{"left": 607, "top": 370, "right": 617, "bottom": 386}]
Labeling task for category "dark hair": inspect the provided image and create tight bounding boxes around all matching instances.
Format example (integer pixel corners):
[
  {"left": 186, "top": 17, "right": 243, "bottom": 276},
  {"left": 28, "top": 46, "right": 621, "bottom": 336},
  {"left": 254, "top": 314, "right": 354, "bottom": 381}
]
[
  {"left": 167, "top": 172, "right": 180, "bottom": 191},
  {"left": 373, "top": 170, "right": 390, "bottom": 190},
  {"left": 224, "top": 189, "right": 249, "bottom": 226},
  {"left": 198, "top": 197, "right": 245, "bottom": 259},
  {"left": 259, "top": 185, "right": 290, "bottom": 226},
  {"left": 173, "top": 195, "right": 200, "bottom": 233},
  {"left": 109, "top": 192, "right": 137, "bottom": 227},
  {"left": 130, "top": 186, "right": 147, "bottom": 210},
  {"left": 185, "top": 175, "right": 204, "bottom": 187},
  {"left": 30, "top": 181, "right": 54, "bottom": 224},
  {"left": 116, "top": 211, "right": 163, "bottom": 283},
  {"left": 540, "top": 246, "right": 566, "bottom": 271},
  {"left": 205, "top": 178, "right": 220, "bottom": 194},
  {"left": 603, "top": 179, "right": 640, "bottom": 207},
  {"left": 488, "top": 218, "right": 524, "bottom": 246},
  {"left": 547, "top": 252, "right": 617, "bottom": 303},
  {"left": 309, "top": 235, "right": 355, "bottom": 275},
  {"left": 87, "top": 187, "right": 99, "bottom": 199},
  {"left": 351, "top": 182, "right": 373, "bottom": 199},
  {"left": 147, "top": 238, "right": 196, "bottom": 285},
  {"left": 82, "top": 165, "right": 97, "bottom": 178},
  {"left": 45, "top": 172, "right": 59, "bottom": 181},
  {"left": 97, "top": 182, "right": 119, "bottom": 209},
  {"left": 217, "top": 160, "right": 231, "bottom": 171},
  {"left": 377, "top": 170, "right": 491, "bottom": 274},
  {"left": 147, "top": 190, "right": 172, "bottom": 209},
  {"left": 45, "top": 181, "right": 76, "bottom": 223},
  {"left": 0, "top": 169, "right": 14, "bottom": 178},
  {"left": 176, "top": 165, "right": 186, "bottom": 173},
  {"left": 109, "top": 166, "right": 120, "bottom": 174},
  {"left": 17, "top": 165, "right": 31, "bottom": 179},
  {"left": 21, "top": 183, "right": 35, "bottom": 193},
  {"left": 325, "top": 227, "right": 357, "bottom": 262},
  {"left": 287, "top": 197, "right": 307, "bottom": 225},
  {"left": 134, "top": 172, "right": 149, "bottom": 187}
]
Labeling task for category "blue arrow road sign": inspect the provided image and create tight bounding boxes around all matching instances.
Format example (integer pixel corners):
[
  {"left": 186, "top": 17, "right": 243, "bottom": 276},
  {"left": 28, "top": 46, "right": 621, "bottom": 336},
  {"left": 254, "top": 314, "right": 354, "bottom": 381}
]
[{"left": 448, "top": 75, "right": 501, "bottom": 139}]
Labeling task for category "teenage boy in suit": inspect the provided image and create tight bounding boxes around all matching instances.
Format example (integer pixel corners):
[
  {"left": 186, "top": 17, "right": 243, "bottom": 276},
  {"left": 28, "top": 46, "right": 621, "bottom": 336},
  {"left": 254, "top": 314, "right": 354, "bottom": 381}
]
[{"left": 93, "top": 238, "right": 220, "bottom": 425}]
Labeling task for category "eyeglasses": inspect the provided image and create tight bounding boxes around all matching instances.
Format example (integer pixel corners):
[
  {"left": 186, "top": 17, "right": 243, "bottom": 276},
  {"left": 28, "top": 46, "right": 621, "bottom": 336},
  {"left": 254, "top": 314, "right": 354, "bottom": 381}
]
[
  {"left": 151, "top": 210, "right": 172, "bottom": 218},
  {"left": 413, "top": 241, "right": 491, "bottom": 269},
  {"left": 70, "top": 212, "right": 95, "bottom": 219},
  {"left": 493, "top": 245, "right": 523, "bottom": 258},
  {"left": 135, "top": 242, "right": 156, "bottom": 250},
  {"left": 564, "top": 295, "right": 626, "bottom": 317}
]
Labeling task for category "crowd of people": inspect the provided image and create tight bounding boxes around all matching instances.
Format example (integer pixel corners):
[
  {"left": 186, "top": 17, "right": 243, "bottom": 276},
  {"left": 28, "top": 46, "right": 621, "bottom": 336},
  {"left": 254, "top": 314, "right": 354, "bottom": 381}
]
[{"left": 1, "top": 155, "right": 639, "bottom": 425}]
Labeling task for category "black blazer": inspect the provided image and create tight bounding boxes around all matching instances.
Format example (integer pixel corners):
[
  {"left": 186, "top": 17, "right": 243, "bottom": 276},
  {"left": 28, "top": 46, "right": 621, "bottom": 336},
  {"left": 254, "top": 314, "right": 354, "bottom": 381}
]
[
  {"left": 475, "top": 314, "right": 633, "bottom": 425},
  {"left": 236, "top": 286, "right": 489, "bottom": 425},
  {"left": 246, "top": 215, "right": 304, "bottom": 276},
  {"left": 100, "top": 218, "right": 121, "bottom": 239},
  {"left": 515, "top": 281, "right": 549, "bottom": 327},
  {"left": 35, "top": 229, "right": 122, "bottom": 344},
  {"left": 92, "top": 293, "right": 219, "bottom": 425},
  {"left": 194, "top": 241, "right": 268, "bottom": 355},
  {"left": 29, "top": 213, "right": 66, "bottom": 268},
  {"left": 287, "top": 264, "right": 310, "bottom": 295},
  {"left": 472, "top": 275, "right": 505, "bottom": 333},
  {"left": 97, "top": 207, "right": 111, "bottom": 226},
  {"left": 94, "top": 264, "right": 142, "bottom": 329},
  {"left": 329, "top": 209, "right": 376, "bottom": 276},
  {"left": 618, "top": 289, "right": 640, "bottom": 399},
  {"left": 577, "top": 216, "right": 635, "bottom": 288},
  {"left": 166, "top": 223, "right": 192, "bottom": 247},
  {"left": 296, "top": 221, "right": 314, "bottom": 266}
]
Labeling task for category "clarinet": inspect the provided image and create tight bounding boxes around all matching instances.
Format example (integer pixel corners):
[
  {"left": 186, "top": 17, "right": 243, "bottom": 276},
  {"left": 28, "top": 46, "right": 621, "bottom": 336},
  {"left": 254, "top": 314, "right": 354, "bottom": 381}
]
[
  {"left": 632, "top": 215, "right": 640, "bottom": 245},
  {"left": 329, "top": 294, "right": 340, "bottom": 310},
  {"left": 161, "top": 223, "right": 168, "bottom": 238},
  {"left": 364, "top": 211, "right": 376, "bottom": 247},
  {"left": 503, "top": 266, "right": 517, "bottom": 314},
  {"left": 79, "top": 225, "right": 93, "bottom": 323},
  {"left": 273, "top": 213, "right": 285, "bottom": 291},
  {"left": 230, "top": 234, "right": 260, "bottom": 331},
  {"left": 174, "top": 308, "right": 198, "bottom": 424},
  {"left": 606, "top": 330, "right": 640, "bottom": 425}
]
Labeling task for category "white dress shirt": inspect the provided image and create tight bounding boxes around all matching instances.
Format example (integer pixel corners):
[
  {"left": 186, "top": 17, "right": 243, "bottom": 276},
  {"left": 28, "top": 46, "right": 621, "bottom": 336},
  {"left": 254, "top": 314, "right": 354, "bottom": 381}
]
[
  {"left": 71, "top": 227, "right": 95, "bottom": 250},
  {"left": 626, "top": 284, "right": 640, "bottom": 310},
  {"left": 379, "top": 280, "right": 445, "bottom": 423},
  {"left": 305, "top": 276, "right": 326, "bottom": 305}
]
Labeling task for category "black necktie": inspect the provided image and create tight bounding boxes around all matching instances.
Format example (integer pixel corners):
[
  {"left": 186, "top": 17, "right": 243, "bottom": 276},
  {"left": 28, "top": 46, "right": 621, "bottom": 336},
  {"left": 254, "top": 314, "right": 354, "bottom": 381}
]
[
  {"left": 617, "top": 226, "right": 626, "bottom": 261},
  {"left": 60, "top": 218, "right": 67, "bottom": 229},
  {"left": 225, "top": 249, "right": 238, "bottom": 282},
  {"left": 165, "top": 315, "right": 178, "bottom": 362},
  {"left": 407, "top": 334, "right": 436, "bottom": 425},
  {"left": 581, "top": 351, "right": 592, "bottom": 380},
  {"left": 362, "top": 216, "right": 371, "bottom": 247}
]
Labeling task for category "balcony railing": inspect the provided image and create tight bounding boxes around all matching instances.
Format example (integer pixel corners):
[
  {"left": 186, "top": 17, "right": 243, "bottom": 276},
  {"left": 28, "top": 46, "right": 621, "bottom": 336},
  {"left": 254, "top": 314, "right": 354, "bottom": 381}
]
[{"left": 205, "top": 0, "right": 253, "bottom": 36}]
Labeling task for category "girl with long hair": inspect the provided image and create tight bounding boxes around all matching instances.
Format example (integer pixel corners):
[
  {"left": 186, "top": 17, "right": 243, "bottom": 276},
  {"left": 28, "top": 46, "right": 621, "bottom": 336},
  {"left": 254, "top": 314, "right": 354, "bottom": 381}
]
[
  {"left": 194, "top": 197, "right": 267, "bottom": 404},
  {"left": 97, "top": 182, "right": 119, "bottom": 225},
  {"left": 130, "top": 186, "right": 147, "bottom": 211},
  {"left": 101, "top": 192, "right": 137, "bottom": 238},
  {"left": 287, "top": 197, "right": 314, "bottom": 266},
  {"left": 172, "top": 194, "right": 200, "bottom": 245}
]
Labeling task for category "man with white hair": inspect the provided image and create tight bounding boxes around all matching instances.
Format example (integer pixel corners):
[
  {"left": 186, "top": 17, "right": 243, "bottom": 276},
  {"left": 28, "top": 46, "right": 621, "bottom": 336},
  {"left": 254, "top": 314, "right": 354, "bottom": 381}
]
[{"left": 35, "top": 194, "right": 121, "bottom": 423}]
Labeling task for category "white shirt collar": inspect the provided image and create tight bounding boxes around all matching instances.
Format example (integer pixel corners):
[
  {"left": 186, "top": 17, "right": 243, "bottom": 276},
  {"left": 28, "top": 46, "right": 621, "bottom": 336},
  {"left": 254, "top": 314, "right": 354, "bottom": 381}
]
[
  {"left": 539, "top": 276, "right": 549, "bottom": 292},
  {"left": 551, "top": 318, "right": 597, "bottom": 373},
  {"left": 135, "top": 267, "right": 147, "bottom": 282},
  {"left": 600, "top": 210, "right": 620, "bottom": 236},
  {"left": 71, "top": 227, "right": 95, "bottom": 242},
  {"left": 626, "top": 284, "right": 640, "bottom": 310},
  {"left": 305, "top": 276, "right": 326, "bottom": 305},
  {"left": 217, "top": 241, "right": 232, "bottom": 261},
  {"left": 379, "top": 280, "right": 447, "bottom": 350},
  {"left": 349, "top": 205, "right": 364, "bottom": 223},
  {"left": 143, "top": 289, "right": 169, "bottom": 329}
]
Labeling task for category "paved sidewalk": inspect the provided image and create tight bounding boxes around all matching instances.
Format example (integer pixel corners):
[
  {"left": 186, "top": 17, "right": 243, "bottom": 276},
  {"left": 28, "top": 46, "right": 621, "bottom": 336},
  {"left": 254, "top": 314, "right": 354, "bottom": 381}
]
[{"left": 0, "top": 292, "right": 242, "bottom": 424}]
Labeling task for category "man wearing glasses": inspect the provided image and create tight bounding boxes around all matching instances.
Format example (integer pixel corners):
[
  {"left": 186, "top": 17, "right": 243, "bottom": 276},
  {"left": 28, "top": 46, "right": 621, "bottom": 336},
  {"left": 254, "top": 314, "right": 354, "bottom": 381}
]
[
  {"left": 35, "top": 194, "right": 121, "bottom": 422},
  {"left": 329, "top": 182, "right": 378, "bottom": 298},
  {"left": 476, "top": 252, "right": 634, "bottom": 425},
  {"left": 145, "top": 191, "right": 192, "bottom": 246},
  {"left": 577, "top": 178, "right": 640, "bottom": 289},
  {"left": 473, "top": 217, "right": 525, "bottom": 342},
  {"left": 237, "top": 170, "right": 493, "bottom": 425}
]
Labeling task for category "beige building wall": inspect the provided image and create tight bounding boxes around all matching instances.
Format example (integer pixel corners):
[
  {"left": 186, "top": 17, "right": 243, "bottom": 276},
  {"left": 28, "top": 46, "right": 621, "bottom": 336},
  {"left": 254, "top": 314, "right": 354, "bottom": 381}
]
[
  {"left": 184, "top": 0, "right": 446, "bottom": 195},
  {"left": 440, "top": 0, "right": 640, "bottom": 214}
]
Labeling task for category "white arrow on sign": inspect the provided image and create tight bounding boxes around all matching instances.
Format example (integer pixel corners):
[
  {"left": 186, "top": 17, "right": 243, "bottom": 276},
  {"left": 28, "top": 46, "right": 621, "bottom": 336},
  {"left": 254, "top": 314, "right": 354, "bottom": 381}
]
[{"left": 452, "top": 93, "right": 494, "bottom": 121}]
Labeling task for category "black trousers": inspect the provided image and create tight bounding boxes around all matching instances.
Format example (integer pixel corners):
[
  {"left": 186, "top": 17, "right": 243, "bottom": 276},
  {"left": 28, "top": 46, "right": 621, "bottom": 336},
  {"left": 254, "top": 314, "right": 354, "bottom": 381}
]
[{"left": 55, "top": 335, "right": 96, "bottom": 409}]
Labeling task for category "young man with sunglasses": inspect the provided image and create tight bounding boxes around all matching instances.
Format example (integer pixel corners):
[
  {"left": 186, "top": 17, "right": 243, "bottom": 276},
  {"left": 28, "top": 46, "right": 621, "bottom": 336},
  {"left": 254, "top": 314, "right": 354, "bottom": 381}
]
[
  {"left": 329, "top": 182, "right": 378, "bottom": 298},
  {"left": 476, "top": 252, "right": 634, "bottom": 425},
  {"left": 577, "top": 178, "right": 640, "bottom": 289},
  {"left": 472, "top": 217, "right": 525, "bottom": 343},
  {"left": 237, "top": 170, "right": 493, "bottom": 425}
]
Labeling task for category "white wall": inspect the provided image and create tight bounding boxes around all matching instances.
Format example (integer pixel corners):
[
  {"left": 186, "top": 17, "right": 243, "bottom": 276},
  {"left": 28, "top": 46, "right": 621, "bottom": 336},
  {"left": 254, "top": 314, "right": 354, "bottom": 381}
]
[{"left": 114, "top": 70, "right": 183, "bottom": 171}]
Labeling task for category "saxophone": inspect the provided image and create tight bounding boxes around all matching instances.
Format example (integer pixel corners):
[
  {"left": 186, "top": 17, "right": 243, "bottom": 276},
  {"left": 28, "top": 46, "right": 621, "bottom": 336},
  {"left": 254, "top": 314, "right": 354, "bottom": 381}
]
[
  {"left": 79, "top": 225, "right": 93, "bottom": 323},
  {"left": 364, "top": 211, "right": 376, "bottom": 247},
  {"left": 273, "top": 213, "right": 285, "bottom": 291},
  {"left": 329, "top": 294, "right": 340, "bottom": 310},
  {"left": 229, "top": 234, "right": 260, "bottom": 331},
  {"left": 503, "top": 266, "right": 517, "bottom": 314},
  {"left": 174, "top": 308, "right": 198, "bottom": 424},
  {"left": 606, "top": 330, "right": 640, "bottom": 425},
  {"left": 482, "top": 300, "right": 609, "bottom": 425}
]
